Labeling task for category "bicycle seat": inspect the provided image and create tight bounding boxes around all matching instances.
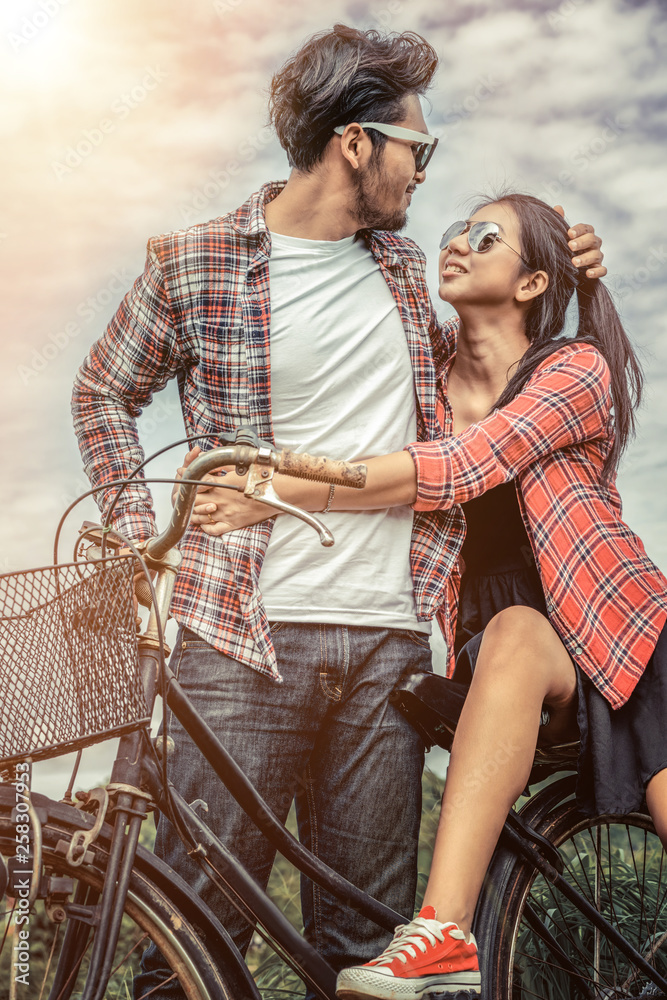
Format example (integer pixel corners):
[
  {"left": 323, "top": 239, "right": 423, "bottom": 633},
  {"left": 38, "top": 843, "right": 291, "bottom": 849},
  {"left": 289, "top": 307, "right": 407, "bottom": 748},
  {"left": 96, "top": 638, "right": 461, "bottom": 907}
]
[
  {"left": 389, "top": 668, "right": 466, "bottom": 753},
  {"left": 390, "top": 668, "right": 580, "bottom": 783}
]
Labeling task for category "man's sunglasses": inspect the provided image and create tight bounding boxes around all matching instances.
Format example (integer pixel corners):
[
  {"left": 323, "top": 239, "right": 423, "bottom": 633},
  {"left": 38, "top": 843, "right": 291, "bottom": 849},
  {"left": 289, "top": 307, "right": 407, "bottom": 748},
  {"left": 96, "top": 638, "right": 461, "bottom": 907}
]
[
  {"left": 439, "top": 220, "right": 531, "bottom": 267},
  {"left": 333, "top": 122, "right": 439, "bottom": 173}
]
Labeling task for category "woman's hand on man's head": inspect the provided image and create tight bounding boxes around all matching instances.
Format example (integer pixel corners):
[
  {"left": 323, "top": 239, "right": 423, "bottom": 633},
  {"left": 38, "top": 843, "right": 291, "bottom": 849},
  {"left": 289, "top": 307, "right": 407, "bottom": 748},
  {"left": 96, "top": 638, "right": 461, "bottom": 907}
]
[{"left": 553, "top": 205, "right": 606, "bottom": 279}]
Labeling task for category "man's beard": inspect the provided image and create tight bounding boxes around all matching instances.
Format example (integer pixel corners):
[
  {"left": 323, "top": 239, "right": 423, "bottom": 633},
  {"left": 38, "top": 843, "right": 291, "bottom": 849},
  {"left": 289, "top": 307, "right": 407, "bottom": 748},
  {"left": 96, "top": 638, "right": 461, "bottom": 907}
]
[{"left": 353, "top": 153, "right": 408, "bottom": 232}]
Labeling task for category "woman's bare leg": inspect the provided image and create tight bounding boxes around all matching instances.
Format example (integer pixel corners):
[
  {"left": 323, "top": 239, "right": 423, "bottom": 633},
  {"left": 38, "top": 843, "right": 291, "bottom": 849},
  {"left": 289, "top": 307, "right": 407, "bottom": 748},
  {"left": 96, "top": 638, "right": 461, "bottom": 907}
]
[
  {"left": 645, "top": 769, "right": 667, "bottom": 849},
  {"left": 422, "top": 606, "right": 577, "bottom": 934}
]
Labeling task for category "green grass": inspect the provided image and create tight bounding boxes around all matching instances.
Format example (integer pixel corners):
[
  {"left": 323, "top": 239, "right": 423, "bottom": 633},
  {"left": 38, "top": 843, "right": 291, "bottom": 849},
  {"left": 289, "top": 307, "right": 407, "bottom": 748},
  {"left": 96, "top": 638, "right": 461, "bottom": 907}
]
[
  {"left": 5, "top": 769, "right": 664, "bottom": 999},
  {"left": 249, "top": 765, "right": 446, "bottom": 999}
]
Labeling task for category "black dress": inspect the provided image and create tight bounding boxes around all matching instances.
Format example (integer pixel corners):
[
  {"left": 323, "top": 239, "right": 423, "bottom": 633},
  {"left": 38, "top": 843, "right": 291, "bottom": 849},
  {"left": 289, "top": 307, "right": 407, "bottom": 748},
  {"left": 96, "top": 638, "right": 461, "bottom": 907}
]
[{"left": 453, "top": 481, "right": 667, "bottom": 817}]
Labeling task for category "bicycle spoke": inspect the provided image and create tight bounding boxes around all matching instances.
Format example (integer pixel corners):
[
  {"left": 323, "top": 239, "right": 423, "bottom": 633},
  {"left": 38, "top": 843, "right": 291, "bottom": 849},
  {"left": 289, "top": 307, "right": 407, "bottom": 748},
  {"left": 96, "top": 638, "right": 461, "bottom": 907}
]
[
  {"left": 655, "top": 851, "right": 667, "bottom": 929},
  {"left": 0, "top": 899, "right": 16, "bottom": 952},
  {"left": 110, "top": 930, "right": 150, "bottom": 979},
  {"left": 586, "top": 823, "right": 621, "bottom": 985},
  {"left": 510, "top": 961, "right": 568, "bottom": 1000},
  {"left": 653, "top": 844, "right": 667, "bottom": 962},
  {"left": 620, "top": 928, "right": 667, "bottom": 993},
  {"left": 518, "top": 821, "right": 667, "bottom": 997},
  {"left": 625, "top": 823, "right": 650, "bottom": 962},
  {"left": 522, "top": 880, "right": 610, "bottom": 986},
  {"left": 568, "top": 836, "right": 597, "bottom": 901},
  {"left": 39, "top": 923, "right": 67, "bottom": 1000},
  {"left": 43, "top": 920, "right": 92, "bottom": 1000},
  {"left": 584, "top": 825, "right": 612, "bottom": 907},
  {"left": 641, "top": 826, "right": 648, "bottom": 950},
  {"left": 135, "top": 972, "right": 179, "bottom": 998},
  {"left": 514, "top": 945, "right": 621, "bottom": 996},
  {"left": 1, "top": 888, "right": 158, "bottom": 999}
]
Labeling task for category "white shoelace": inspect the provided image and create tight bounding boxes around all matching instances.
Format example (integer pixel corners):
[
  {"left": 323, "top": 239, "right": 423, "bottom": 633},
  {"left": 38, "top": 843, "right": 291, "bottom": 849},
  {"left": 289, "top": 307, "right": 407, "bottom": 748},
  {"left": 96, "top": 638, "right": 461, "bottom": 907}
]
[{"left": 373, "top": 917, "right": 458, "bottom": 967}]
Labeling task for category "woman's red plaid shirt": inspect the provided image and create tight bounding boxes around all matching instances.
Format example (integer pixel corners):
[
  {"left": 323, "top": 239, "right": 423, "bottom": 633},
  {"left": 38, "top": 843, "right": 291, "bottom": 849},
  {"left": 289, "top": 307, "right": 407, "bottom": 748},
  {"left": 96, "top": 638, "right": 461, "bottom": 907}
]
[{"left": 407, "top": 339, "right": 667, "bottom": 710}]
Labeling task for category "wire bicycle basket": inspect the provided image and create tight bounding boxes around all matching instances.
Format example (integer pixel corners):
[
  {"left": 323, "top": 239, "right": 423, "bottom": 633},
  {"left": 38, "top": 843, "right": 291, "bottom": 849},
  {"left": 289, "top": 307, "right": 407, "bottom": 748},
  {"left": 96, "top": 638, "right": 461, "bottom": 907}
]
[{"left": 0, "top": 555, "right": 149, "bottom": 766}]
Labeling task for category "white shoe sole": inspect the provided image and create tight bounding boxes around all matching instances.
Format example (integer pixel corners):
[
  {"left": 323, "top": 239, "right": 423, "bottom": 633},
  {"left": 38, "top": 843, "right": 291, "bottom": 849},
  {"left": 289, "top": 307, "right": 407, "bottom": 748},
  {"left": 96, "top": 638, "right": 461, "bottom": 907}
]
[{"left": 336, "top": 967, "right": 482, "bottom": 1000}]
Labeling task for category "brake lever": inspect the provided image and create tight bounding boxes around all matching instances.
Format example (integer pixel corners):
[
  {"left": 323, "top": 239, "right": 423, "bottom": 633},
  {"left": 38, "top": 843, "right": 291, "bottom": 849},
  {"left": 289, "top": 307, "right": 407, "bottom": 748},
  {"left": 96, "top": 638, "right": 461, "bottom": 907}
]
[{"left": 244, "top": 462, "right": 334, "bottom": 547}]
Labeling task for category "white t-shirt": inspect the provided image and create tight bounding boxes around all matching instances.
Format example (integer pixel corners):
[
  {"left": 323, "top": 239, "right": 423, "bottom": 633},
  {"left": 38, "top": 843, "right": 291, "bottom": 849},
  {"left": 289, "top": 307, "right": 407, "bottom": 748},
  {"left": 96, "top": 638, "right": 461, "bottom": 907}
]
[{"left": 258, "top": 230, "right": 428, "bottom": 632}]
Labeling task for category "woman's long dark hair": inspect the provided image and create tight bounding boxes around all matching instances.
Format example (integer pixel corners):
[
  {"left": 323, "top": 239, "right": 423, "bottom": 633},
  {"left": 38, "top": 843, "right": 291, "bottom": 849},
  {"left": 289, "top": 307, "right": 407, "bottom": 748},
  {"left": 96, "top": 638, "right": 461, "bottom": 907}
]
[{"left": 473, "top": 192, "right": 643, "bottom": 481}]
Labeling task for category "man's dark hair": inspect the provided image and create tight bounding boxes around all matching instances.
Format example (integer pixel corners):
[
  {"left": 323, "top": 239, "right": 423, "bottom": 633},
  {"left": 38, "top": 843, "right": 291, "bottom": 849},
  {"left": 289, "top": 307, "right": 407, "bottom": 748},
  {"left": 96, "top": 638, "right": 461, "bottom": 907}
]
[{"left": 269, "top": 24, "right": 438, "bottom": 172}]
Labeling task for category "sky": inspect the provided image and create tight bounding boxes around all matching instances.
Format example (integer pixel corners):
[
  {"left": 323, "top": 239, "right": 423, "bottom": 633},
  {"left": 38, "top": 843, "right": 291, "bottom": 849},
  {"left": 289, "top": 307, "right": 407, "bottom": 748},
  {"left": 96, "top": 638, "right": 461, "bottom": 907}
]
[{"left": 1, "top": 0, "right": 666, "bottom": 790}]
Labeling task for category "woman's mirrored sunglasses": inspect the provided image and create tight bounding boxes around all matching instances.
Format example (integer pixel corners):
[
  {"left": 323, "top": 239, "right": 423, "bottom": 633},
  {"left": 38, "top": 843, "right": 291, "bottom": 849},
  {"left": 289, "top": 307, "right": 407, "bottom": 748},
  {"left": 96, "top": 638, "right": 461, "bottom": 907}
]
[
  {"left": 334, "top": 122, "right": 439, "bottom": 173},
  {"left": 439, "top": 221, "right": 531, "bottom": 267}
]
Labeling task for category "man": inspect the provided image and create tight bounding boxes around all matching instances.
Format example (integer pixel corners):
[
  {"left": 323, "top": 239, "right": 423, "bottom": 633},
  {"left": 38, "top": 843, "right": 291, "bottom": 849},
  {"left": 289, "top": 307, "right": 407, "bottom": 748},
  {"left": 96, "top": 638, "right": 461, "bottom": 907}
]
[{"left": 72, "top": 23, "right": 604, "bottom": 997}]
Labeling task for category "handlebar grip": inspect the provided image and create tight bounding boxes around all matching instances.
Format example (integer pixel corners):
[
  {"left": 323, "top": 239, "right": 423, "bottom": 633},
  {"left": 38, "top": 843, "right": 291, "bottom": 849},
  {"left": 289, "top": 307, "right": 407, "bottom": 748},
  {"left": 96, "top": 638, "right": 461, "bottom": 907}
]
[{"left": 277, "top": 450, "right": 367, "bottom": 489}]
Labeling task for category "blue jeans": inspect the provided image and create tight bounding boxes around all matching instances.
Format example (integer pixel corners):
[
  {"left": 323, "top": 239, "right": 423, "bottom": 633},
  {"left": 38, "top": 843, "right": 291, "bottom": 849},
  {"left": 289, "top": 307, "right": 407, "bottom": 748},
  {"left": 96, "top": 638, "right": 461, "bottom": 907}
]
[{"left": 135, "top": 623, "right": 431, "bottom": 999}]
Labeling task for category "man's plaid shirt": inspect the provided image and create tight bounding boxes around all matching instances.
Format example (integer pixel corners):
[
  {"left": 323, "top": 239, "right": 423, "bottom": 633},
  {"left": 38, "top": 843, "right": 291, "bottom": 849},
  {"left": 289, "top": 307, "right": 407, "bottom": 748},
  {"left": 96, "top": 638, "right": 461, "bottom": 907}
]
[
  {"left": 407, "top": 332, "right": 667, "bottom": 710},
  {"left": 72, "top": 181, "right": 458, "bottom": 682}
]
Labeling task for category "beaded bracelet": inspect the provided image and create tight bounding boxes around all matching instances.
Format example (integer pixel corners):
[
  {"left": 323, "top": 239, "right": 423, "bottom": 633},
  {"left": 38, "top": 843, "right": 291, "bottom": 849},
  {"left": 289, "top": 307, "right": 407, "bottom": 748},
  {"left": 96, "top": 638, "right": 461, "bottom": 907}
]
[{"left": 321, "top": 484, "right": 335, "bottom": 513}]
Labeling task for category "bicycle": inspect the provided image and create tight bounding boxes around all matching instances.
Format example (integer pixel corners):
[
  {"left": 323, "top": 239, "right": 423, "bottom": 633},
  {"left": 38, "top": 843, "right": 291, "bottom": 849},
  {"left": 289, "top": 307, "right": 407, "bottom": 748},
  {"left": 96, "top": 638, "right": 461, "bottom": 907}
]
[{"left": 0, "top": 426, "right": 665, "bottom": 999}]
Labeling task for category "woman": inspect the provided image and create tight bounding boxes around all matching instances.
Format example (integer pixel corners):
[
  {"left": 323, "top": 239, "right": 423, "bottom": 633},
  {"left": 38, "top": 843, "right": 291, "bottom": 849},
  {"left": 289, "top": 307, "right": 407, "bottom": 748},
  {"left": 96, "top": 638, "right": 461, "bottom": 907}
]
[{"left": 187, "top": 194, "right": 667, "bottom": 1000}]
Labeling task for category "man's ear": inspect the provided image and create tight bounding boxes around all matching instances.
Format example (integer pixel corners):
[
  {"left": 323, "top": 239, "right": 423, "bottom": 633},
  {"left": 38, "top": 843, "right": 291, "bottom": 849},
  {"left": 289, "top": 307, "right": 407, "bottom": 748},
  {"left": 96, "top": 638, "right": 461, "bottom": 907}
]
[
  {"left": 515, "top": 270, "right": 549, "bottom": 303},
  {"left": 336, "top": 123, "right": 367, "bottom": 171}
]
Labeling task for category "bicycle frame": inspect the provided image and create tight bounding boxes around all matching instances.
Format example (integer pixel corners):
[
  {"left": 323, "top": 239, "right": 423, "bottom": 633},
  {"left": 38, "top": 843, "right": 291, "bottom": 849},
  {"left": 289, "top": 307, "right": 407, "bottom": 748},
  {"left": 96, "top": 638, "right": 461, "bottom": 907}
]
[
  {"left": 146, "top": 670, "right": 667, "bottom": 999},
  {"left": 33, "top": 433, "right": 667, "bottom": 999},
  {"left": 73, "top": 656, "right": 667, "bottom": 1000}
]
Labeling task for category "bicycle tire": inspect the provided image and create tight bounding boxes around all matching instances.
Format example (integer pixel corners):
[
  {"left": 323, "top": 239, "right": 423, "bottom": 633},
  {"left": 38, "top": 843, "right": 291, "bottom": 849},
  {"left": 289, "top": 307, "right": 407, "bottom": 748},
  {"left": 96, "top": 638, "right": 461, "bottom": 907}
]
[
  {"left": 475, "top": 775, "right": 667, "bottom": 1000},
  {"left": 0, "top": 786, "right": 260, "bottom": 1000}
]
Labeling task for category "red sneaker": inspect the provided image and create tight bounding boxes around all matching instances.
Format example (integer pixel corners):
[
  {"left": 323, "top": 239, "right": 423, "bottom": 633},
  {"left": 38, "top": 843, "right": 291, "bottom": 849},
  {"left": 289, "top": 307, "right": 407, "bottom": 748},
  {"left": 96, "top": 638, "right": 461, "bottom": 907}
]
[{"left": 335, "top": 906, "right": 481, "bottom": 1000}]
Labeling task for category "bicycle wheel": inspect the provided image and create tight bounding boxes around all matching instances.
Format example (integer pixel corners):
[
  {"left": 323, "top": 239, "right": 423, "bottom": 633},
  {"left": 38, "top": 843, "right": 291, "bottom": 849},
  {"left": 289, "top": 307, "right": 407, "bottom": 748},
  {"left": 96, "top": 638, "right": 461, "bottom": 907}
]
[
  {"left": 475, "top": 776, "right": 667, "bottom": 1000},
  {"left": 0, "top": 786, "right": 259, "bottom": 1000}
]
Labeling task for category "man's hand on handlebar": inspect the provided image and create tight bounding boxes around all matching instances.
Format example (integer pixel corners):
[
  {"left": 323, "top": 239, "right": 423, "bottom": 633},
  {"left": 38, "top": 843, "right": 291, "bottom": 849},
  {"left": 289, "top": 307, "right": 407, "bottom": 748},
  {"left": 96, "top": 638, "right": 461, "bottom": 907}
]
[
  {"left": 192, "top": 471, "right": 280, "bottom": 535},
  {"left": 172, "top": 445, "right": 218, "bottom": 504},
  {"left": 173, "top": 446, "right": 279, "bottom": 536}
]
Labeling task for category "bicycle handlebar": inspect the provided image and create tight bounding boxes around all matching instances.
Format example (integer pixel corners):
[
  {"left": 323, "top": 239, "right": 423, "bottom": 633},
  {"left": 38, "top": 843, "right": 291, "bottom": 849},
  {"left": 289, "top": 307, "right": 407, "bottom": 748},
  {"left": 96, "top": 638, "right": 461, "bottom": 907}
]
[{"left": 144, "top": 444, "right": 367, "bottom": 561}]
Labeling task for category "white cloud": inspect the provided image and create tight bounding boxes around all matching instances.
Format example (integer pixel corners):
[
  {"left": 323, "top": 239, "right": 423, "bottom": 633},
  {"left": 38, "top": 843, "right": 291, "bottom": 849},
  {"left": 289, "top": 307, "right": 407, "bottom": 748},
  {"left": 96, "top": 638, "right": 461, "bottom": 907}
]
[{"left": 1, "top": 0, "right": 665, "bottom": 744}]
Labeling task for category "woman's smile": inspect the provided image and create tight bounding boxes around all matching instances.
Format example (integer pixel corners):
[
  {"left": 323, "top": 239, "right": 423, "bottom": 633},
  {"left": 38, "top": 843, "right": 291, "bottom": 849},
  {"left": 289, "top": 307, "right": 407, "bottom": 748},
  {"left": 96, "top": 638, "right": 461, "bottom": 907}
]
[{"left": 441, "top": 258, "right": 468, "bottom": 278}]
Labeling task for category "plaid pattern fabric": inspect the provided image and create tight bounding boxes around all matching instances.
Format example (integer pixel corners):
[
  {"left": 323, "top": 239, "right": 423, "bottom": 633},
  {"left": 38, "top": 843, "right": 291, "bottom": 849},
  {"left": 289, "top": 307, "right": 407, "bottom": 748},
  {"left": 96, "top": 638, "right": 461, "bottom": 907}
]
[
  {"left": 72, "top": 180, "right": 459, "bottom": 681},
  {"left": 407, "top": 342, "right": 667, "bottom": 709}
]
